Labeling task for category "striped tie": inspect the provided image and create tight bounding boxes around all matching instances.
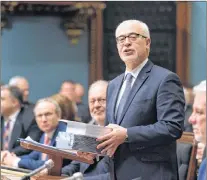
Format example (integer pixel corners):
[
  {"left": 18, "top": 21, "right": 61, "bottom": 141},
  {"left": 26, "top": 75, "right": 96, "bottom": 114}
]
[
  {"left": 41, "top": 135, "right": 50, "bottom": 160},
  {"left": 3, "top": 119, "right": 11, "bottom": 150},
  {"left": 116, "top": 73, "right": 133, "bottom": 124}
]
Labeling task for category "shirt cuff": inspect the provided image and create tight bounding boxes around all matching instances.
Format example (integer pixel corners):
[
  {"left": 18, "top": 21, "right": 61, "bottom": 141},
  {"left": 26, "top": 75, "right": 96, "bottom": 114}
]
[{"left": 13, "top": 157, "right": 21, "bottom": 168}]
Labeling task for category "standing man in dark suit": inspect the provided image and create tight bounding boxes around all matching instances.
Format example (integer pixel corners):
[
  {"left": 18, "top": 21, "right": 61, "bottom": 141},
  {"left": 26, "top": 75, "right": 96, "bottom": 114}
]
[
  {"left": 97, "top": 20, "right": 185, "bottom": 180},
  {"left": 1, "top": 86, "right": 42, "bottom": 160}
]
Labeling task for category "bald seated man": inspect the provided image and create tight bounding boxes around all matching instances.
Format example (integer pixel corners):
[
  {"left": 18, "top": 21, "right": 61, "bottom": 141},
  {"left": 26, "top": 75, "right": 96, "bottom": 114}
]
[{"left": 9, "top": 76, "right": 34, "bottom": 107}]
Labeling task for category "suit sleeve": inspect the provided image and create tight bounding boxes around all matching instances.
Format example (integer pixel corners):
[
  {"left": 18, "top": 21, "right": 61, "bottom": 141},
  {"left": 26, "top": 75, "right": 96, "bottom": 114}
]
[
  {"left": 127, "top": 73, "right": 185, "bottom": 148},
  {"left": 18, "top": 151, "right": 44, "bottom": 170},
  {"left": 61, "top": 160, "right": 80, "bottom": 176},
  {"left": 20, "top": 151, "right": 39, "bottom": 160},
  {"left": 11, "top": 119, "right": 42, "bottom": 156},
  {"left": 84, "top": 173, "right": 112, "bottom": 180}
]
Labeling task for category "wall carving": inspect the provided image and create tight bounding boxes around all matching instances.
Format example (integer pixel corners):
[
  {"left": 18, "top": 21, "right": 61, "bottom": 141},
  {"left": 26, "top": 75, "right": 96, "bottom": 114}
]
[
  {"left": 103, "top": 1, "right": 177, "bottom": 80},
  {"left": 1, "top": 1, "right": 106, "bottom": 84}
]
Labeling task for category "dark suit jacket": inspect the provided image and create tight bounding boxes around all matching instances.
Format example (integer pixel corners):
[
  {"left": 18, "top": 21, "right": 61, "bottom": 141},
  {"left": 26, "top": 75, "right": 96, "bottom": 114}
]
[
  {"left": 1, "top": 106, "right": 42, "bottom": 156},
  {"left": 18, "top": 121, "right": 70, "bottom": 170},
  {"left": 184, "top": 104, "right": 193, "bottom": 132},
  {"left": 61, "top": 156, "right": 113, "bottom": 180},
  {"left": 106, "top": 60, "right": 185, "bottom": 180}
]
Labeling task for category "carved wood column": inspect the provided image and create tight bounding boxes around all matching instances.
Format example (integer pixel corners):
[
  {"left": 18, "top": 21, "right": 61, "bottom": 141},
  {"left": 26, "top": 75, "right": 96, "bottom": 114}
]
[
  {"left": 89, "top": 3, "right": 105, "bottom": 85},
  {"left": 176, "top": 2, "right": 191, "bottom": 83}
]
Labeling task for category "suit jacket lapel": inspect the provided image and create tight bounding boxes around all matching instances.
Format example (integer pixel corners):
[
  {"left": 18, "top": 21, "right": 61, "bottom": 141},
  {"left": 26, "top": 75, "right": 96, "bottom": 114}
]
[
  {"left": 9, "top": 114, "right": 22, "bottom": 150},
  {"left": 81, "top": 162, "right": 91, "bottom": 173},
  {"left": 1, "top": 117, "right": 4, "bottom": 150},
  {"left": 118, "top": 61, "right": 153, "bottom": 125},
  {"left": 110, "top": 74, "right": 124, "bottom": 124}
]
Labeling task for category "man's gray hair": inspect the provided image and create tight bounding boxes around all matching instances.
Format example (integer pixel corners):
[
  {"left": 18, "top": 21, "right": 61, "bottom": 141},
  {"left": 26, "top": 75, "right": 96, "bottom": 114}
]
[
  {"left": 193, "top": 80, "right": 206, "bottom": 93},
  {"left": 115, "top": 19, "right": 150, "bottom": 38},
  {"left": 9, "top": 76, "right": 28, "bottom": 85},
  {"left": 34, "top": 98, "right": 62, "bottom": 118},
  {"left": 88, "top": 80, "right": 108, "bottom": 95}
]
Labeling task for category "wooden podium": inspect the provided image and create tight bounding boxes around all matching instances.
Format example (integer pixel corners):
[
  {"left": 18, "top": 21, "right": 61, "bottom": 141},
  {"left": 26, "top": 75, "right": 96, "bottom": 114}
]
[{"left": 19, "top": 138, "right": 94, "bottom": 176}]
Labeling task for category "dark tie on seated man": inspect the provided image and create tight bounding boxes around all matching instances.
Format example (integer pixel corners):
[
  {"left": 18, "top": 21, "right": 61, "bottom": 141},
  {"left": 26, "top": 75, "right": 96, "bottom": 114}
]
[
  {"left": 61, "top": 80, "right": 114, "bottom": 180},
  {"left": 1, "top": 86, "right": 42, "bottom": 160},
  {"left": 2, "top": 98, "right": 70, "bottom": 170}
]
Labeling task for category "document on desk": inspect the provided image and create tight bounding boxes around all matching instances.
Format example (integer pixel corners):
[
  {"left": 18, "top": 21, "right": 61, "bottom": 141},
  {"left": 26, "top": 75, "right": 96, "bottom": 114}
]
[{"left": 56, "top": 120, "right": 112, "bottom": 155}]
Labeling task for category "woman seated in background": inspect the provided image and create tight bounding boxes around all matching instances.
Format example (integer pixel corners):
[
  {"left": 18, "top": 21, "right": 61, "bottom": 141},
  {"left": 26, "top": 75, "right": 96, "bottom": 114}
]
[{"left": 50, "top": 93, "right": 75, "bottom": 121}]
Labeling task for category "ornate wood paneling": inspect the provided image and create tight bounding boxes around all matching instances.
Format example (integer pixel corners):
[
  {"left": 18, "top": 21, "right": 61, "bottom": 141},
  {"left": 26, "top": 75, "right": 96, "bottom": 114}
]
[
  {"left": 1, "top": 1, "right": 105, "bottom": 85},
  {"left": 103, "top": 2, "right": 191, "bottom": 82}
]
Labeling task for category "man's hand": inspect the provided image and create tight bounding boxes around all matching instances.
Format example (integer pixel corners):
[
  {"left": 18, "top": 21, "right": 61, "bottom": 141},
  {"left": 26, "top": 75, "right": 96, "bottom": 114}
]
[
  {"left": 77, "top": 151, "right": 96, "bottom": 161},
  {"left": 96, "top": 124, "right": 127, "bottom": 157},
  {"left": 2, "top": 152, "right": 18, "bottom": 166},
  {"left": 1, "top": 151, "right": 10, "bottom": 163},
  {"left": 31, "top": 169, "right": 48, "bottom": 180}
]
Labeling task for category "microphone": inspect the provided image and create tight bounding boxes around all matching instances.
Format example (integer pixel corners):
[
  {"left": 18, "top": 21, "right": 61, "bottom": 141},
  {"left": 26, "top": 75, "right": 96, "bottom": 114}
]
[
  {"left": 20, "top": 159, "right": 54, "bottom": 180},
  {"left": 62, "top": 172, "right": 83, "bottom": 180}
]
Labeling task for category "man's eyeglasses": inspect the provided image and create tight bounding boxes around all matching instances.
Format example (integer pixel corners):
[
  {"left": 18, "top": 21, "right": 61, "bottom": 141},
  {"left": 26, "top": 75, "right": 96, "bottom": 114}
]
[
  {"left": 116, "top": 33, "right": 147, "bottom": 44},
  {"left": 90, "top": 98, "right": 106, "bottom": 106}
]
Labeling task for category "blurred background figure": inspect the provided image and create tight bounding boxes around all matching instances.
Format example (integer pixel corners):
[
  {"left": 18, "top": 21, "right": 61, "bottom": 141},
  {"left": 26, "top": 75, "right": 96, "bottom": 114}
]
[
  {"left": 1, "top": 86, "right": 42, "bottom": 160},
  {"left": 9, "top": 76, "right": 33, "bottom": 107},
  {"left": 75, "top": 83, "right": 85, "bottom": 104},
  {"left": 183, "top": 83, "right": 194, "bottom": 132},
  {"left": 75, "top": 83, "right": 91, "bottom": 124},
  {"left": 59, "top": 80, "right": 76, "bottom": 102},
  {"left": 0, "top": 82, "right": 4, "bottom": 87},
  {"left": 50, "top": 93, "right": 75, "bottom": 121}
]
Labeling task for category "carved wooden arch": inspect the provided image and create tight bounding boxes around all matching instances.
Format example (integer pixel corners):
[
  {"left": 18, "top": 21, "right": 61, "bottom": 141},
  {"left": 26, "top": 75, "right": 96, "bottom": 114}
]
[{"left": 1, "top": 1, "right": 105, "bottom": 86}]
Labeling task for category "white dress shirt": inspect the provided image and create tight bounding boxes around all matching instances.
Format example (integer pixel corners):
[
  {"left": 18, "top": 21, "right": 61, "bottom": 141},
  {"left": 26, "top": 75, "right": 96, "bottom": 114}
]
[
  {"left": 4, "top": 109, "right": 21, "bottom": 143},
  {"left": 115, "top": 58, "right": 148, "bottom": 117}
]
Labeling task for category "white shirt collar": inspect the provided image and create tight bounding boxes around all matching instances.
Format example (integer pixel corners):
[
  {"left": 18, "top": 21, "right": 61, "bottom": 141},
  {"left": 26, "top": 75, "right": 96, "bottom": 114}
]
[
  {"left": 8, "top": 109, "right": 21, "bottom": 123},
  {"left": 45, "top": 129, "right": 56, "bottom": 139},
  {"left": 124, "top": 58, "right": 148, "bottom": 79}
]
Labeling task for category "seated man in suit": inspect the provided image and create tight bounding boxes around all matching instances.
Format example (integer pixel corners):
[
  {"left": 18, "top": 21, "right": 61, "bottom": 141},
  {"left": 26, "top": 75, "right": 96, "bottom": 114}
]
[
  {"left": 188, "top": 80, "right": 206, "bottom": 180},
  {"left": 61, "top": 80, "right": 113, "bottom": 180},
  {"left": 2, "top": 98, "right": 70, "bottom": 170},
  {"left": 1, "top": 86, "right": 42, "bottom": 160},
  {"left": 9, "top": 76, "right": 34, "bottom": 108},
  {"left": 75, "top": 83, "right": 91, "bottom": 124}
]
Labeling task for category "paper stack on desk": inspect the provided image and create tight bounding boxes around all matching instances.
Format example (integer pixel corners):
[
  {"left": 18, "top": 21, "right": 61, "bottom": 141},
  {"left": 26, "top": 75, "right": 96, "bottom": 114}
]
[{"left": 56, "top": 120, "right": 112, "bottom": 155}]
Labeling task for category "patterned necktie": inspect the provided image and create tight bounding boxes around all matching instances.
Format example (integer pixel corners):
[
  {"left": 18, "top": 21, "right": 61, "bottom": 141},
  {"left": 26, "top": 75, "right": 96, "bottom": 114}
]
[
  {"left": 3, "top": 119, "right": 11, "bottom": 150},
  {"left": 41, "top": 135, "right": 50, "bottom": 160},
  {"left": 116, "top": 73, "right": 133, "bottom": 124}
]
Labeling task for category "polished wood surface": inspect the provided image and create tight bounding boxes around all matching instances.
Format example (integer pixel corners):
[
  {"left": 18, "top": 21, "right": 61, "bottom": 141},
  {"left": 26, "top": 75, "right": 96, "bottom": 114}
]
[{"left": 20, "top": 139, "right": 93, "bottom": 176}]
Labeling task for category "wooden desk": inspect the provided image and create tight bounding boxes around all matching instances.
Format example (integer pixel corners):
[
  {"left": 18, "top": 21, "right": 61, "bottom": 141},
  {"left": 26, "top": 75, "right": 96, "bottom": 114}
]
[{"left": 1, "top": 168, "right": 62, "bottom": 180}]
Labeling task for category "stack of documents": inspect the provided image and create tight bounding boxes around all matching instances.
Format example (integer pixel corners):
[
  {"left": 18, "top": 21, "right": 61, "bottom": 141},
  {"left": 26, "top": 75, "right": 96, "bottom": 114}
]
[{"left": 56, "top": 120, "right": 112, "bottom": 154}]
